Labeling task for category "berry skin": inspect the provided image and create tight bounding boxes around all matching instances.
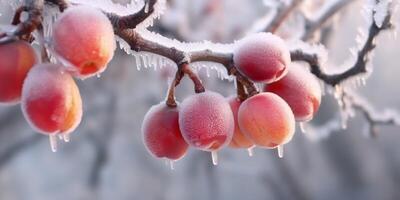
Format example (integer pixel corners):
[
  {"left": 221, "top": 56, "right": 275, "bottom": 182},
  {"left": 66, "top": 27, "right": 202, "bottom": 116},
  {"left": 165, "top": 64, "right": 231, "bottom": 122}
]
[
  {"left": 238, "top": 93, "right": 295, "bottom": 148},
  {"left": 227, "top": 96, "right": 254, "bottom": 149},
  {"left": 233, "top": 32, "right": 291, "bottom": 83},
  {"left": 21, "top": 64, "right": 82, "bottom": 135},
  {"left": 179, "top": 91, "right": 234, "bottom": 151},
  {"left": 0, "top": 41, "right": 37, "bottom": 104},
  {"left": 142, "top": 103, "right": 188, "bottom": 160},
  {"left": 53, "top": 6, "right": 116, "bottom": 78},
  {"left": 264, "top": 63, "right": 321, "bottom": 121}
]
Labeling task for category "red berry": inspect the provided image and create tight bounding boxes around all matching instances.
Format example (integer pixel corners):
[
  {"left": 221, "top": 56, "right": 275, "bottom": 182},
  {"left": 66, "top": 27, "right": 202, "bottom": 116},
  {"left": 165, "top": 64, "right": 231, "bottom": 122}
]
[
  {"left": 238, "top": 93, "right": 295, "bottom": 148},
  {"left": 179, "top": 91, "right": 234, "bottom": 151},
  {"left": 234, "top": 33, "right": 291, "bottom": 83},
  {"left": 21, "top": 64, "right": 82, "bottom": 135},
  {"left": 53, "top": 6, "right": 116, "bottom": 78},
  {"left": 142, "top": 103, "right": 188, "bottom": 160},
  {"left": 227, "top": 96, "right": 254, "bottom": 149},
  {"left": 265, "top": 63, "right": 321, "bottom": 121},
  {"left": 0, "top": 41, "right": 37, "bottom": 103}
]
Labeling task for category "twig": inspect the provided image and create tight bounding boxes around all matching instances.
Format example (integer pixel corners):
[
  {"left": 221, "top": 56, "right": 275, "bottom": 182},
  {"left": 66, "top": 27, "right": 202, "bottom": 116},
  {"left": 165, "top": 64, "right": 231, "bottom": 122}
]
[
  {"left": 263, "top": 0, "right": 303, "bottom": 33},
  {"left": 105, "top": 0, "right": 158, "bottom": 30},
  {"left": 291, "top": 1, "right": 392, "bottom": 86},
  {"left": 301, "top": 0, "right": 356, "bottom": 40}
]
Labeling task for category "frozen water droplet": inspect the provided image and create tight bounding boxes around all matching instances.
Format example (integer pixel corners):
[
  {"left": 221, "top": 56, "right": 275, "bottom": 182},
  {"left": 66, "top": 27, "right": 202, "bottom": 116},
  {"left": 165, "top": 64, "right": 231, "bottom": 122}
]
[
  {"left": 49, "top": 135, "right": 58, "bottom": 152},
  {"left": 96, "top": 73, "right": 101, "bottom": 78},
  {"left": 63, "top": 133, "right": 70, "bottom": 143},
  {"left": 299, "top": 122, "right": 307, "bottom": 133},
  {"left": 247, "top": 146, "right": 255, "bottom": 157},
  {"left": 58, "top": 134, "right": 63, "bottom": 140},
  {"left": 211, "top": 151, "right": 218, "bottom": 166},
  {"left": 169, "top": 160, "right": 174, "bottom": 170},
  {"left": 277, "top": 145, "right": 284, "bottom": 158}
]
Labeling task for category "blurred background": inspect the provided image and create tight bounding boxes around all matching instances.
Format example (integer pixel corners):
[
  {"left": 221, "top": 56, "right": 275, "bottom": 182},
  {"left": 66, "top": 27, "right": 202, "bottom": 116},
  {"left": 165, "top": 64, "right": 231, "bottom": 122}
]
[{"left": 0, "top": 0, "right": 400, "bottom": 200}]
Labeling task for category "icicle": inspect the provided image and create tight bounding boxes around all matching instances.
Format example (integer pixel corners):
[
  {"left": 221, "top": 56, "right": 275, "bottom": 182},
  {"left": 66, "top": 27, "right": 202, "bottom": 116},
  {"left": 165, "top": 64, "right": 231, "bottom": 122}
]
[
  {"left": 299, "top": 122, "right": 307, "bottom": 133},
  {"left": 169, "top": 160, "right": 175, "bottom": 170},
  {"left": 49, "top": 135, "right": 58, "bottom": 152},
  {"left": 340, "top": 111, "right": 348, "bottom": 129},
  {"left": 277, "top": 145, "right": 284, "bottom": 158},
  {"left": 247, "top": 146, "right": 255, "bottom": 157},
  {"left": 211, "top": 151, "right": 218, "bottom": 165},
  {"left": 58, "top": 134, "right": 63, "bottom": 140}
]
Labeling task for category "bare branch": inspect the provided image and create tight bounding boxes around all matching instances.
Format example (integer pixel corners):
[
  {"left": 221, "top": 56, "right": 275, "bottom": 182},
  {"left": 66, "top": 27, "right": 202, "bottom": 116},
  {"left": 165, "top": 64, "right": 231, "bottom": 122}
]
[
  {"left": 291, "top": 1, "right": 393, "bottom": 86},
  {"left": 301, "top": 0, "right": 356, "bottom": 40},
  {"left": 105, "top": 0, "right": 158, "bottom": 30},
  {"left": 343, "top": 91, "right": 400, "bottom": 137},
  {"left": 264, "top": 0, "right": 304, "bottom": 33},
  {"left": 0, "top": 0, "right": 44, "bottom": 44}
]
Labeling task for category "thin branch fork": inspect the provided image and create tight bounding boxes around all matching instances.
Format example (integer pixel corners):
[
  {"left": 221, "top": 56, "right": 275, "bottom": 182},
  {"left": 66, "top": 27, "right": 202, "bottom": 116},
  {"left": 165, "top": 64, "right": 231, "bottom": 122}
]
[
  {"left": 301, "top": 0, "right": 356, "bottom": 40},
  {"left": 291, "top": 2, "right": 393, "bottom": 86},
  {"left": 263, "top": 0, "right": 303, "bottom": 33}
]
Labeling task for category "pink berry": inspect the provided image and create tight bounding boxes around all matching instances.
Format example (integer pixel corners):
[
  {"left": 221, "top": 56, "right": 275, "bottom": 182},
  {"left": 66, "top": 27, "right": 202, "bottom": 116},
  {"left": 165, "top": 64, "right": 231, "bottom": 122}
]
[
  {"left": 142, "top": 103, "right": 188, "bottom": 160},
  {"left": 179, "top": 91, "right": 234, "bottom": 151},
  {"left": 265, "top": 63, "right": 321, "bottom": 121},
  {"left": 234, "top": 32, "right": 291, "bottom": 83}
]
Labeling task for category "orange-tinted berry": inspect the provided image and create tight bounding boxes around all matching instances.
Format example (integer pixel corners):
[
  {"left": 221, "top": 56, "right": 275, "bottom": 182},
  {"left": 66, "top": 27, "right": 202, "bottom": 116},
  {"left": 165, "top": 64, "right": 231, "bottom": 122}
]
[
  {"left": 227, "top": 96, "right": 254, "bottom": 149},
  {"left": 53, "top": 6, "right": 116, "bottom": 78},
  {"left": 238, "top": 93, "right": 295, "bottom": 148}
]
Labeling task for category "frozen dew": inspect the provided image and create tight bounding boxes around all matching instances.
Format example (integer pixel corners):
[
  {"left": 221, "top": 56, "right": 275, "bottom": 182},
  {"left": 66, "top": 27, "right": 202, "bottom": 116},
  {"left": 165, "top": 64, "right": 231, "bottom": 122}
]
[
  {"left": 211, "top": 151, "right": 218, "bottom": 166},
  {"left": 63, "top": 133, "right": 70, "bottom": 143},
  {"left": 277, "top": 145, "right": 284, "bottom": 158},
  {"left": 49, "top": 134, "right": 58, "bottom": 152},
  {"left": 247, "top": 146, "right": 255, "bottom": 157}
]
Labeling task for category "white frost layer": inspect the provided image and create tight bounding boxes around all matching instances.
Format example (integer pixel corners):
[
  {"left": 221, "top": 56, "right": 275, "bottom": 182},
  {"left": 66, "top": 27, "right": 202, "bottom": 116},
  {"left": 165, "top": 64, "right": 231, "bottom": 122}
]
[{"left": 69, "top": 0, "right": 167, "bottom": 29}]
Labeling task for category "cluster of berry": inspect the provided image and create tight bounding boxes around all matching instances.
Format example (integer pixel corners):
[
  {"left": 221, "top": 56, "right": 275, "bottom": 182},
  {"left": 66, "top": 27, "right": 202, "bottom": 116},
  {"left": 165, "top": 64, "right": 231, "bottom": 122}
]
[
  {"left": 143, "top": 33, "right": 321, "bottom": 164},
  {"left": 0, "top": 6, "right": 115, "bottom": 143}
]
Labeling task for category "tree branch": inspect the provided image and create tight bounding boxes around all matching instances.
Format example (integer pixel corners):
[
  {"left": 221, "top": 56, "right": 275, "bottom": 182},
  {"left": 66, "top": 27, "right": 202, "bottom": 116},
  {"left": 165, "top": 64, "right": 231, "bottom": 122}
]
[
  {"left": 263, "top": 0, "right": 303, "bottom": 33},
  {"left": 301, "top": 0, "right": 356, "bottom": 40},
  {"left": 291, "top": 1, "right": 392, "bottom": 86},
  {"left": 105, "top": 0, "right": 158, "bottom": 30}
]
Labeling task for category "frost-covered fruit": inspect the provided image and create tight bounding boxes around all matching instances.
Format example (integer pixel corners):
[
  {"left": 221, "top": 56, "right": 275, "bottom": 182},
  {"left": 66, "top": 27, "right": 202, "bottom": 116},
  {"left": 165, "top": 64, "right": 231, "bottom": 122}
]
[
  {"left": 0, "top": 41, "right": 37, "bottom": 103},
  {"left": 264, "top": 63, "right": 321, "bottom": 121},
  {"left": 179, "top": 91, "right": 234, "bottom": 151},
  {"left": 142, "top": 103, "right": 188, "bottom": 160},
  {"left": 233, "top": 32, "right": 291, "bottom": 83},
  {"left": 227, "top": 96, "right": 254, "bottom": 149},
  {"left": 21, "top": 64, "right": 82, "bottom": 135},
  {"left": 53, "top": 6, "right": 116, "bottom": 78},
  {"left": 238, "top": 93, "right": 295, "bottom": 148}
]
